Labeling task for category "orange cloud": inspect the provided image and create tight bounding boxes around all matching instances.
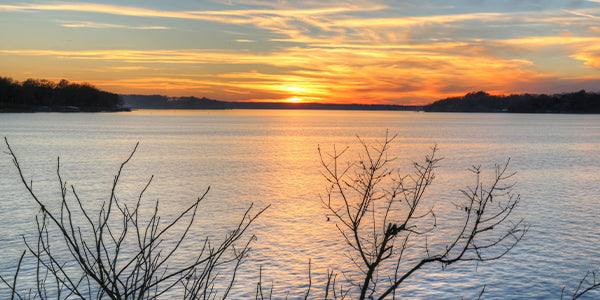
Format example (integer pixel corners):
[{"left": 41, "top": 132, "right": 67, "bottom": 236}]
[
  {"left": 0, "top": 44, "right": 591, "bottom": 104},
  {"left": 572, "top": 52, "right": 600, "bottom": 69}
]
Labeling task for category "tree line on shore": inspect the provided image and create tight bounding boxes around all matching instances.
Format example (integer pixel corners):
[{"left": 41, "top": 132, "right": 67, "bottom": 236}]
[
  {"left": 0, "top": 77, "right": 122, "bottom": 112},
  {"left": 424, "top": 90, "right": 600, "bottom": 113},
  {"left": 3, "top": 75, "right": 600, "bottom": 114}
]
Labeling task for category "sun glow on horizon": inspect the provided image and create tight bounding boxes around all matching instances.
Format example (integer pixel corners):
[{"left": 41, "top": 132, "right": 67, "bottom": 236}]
[{"left": 285, "top": 97, "right": 304, "bottom": 103}]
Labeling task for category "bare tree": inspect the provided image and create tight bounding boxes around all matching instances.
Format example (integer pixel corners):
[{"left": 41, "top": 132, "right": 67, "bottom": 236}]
[
  {"left": 562, "top": 271, "right": 600, "bottom": 300},
  {"left": 318, "top": 133, "right": 529, "bottom": 299},
  {"left": 0, "top": 138, "right": 267, "bottom": 299}
]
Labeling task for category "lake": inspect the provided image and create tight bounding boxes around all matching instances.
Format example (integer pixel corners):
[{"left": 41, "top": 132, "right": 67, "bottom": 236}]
[{"left": 1, "top": 110, "right": 599, "bottom": 299}]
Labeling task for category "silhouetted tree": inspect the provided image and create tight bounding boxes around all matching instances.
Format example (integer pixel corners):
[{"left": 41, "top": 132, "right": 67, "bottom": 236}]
[
  {"left": 317, "top": 133, "right": 528, "bottom": 299},
  {"left": 0, "top": 139, "right": 268, "bottom": 299},
  {"left": 0, "top": 77, "right": 21, "bottom": 108},
  {"left": 425, "top": 91, "right": 600, "bottom": 113},
  {"left": 0, "top": 78, "right": 122, "bottom": 111}
]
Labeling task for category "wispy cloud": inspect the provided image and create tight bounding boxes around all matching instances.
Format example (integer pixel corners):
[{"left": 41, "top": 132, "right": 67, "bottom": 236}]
[
  {"left": 500, "top": 36, "right": 600, "bottom": 70},
  {"left": 59, "top": 21, "right": 169, "bottom": 30},
  {"left": 564, "top": 9, "right": 600, "bottom": 19},
  {"left": 0, "top": 3, "right": 204, "bottom": 19},
  {"left": 107, "top": 66, "right": 150, "bottom": 71},
  {"left": 0, "top": 2, "right": 384, "bottom": 20}
]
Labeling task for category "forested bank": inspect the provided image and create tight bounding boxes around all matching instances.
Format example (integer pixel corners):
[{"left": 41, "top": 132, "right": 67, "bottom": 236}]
[
  {"left": 0, "top": 77, "right": 123, "bottom": 112},
  {"left": 424, "top": 90, "right": 600, "bottom": 113}
]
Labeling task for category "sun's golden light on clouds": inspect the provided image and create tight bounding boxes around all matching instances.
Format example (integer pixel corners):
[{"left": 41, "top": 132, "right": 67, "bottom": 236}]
[{"left": 2, "top": 1, "right": 600, "bottom": 104}]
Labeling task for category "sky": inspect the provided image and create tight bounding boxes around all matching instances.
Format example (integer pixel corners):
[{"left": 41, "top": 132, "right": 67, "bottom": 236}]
[{"left": 1, "top": 0, "right": 600, "bottom": 105}]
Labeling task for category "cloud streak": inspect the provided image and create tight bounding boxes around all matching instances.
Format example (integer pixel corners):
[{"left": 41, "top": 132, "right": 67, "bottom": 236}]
[
  {"left": 0, "top": 2, "right": 384, "bottom": 21},
  {"left": 59, "top": 21, "right": 169, "bottom": 30}
]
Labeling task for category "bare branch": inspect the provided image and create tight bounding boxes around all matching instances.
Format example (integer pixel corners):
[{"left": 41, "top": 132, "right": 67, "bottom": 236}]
[
  {"left": 2, "top": 139, "right": 266, "bottom": 299},
  {"left": 319, "top": 134, "right": 527, "bottom": 300}
]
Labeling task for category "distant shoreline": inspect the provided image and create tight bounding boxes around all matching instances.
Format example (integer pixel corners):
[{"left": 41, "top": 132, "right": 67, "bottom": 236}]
[
  {"left": 120, "top": 92, "right": 600, "bottom": 114},
  {"left": 3, "top": 80, "right": 600, "bottom": 113},
  {"left": 119, "top": 94, "right": 422, "bottom": 111},
  {"left": 0, "top": 103, "right": 420, "bottom": 113}
]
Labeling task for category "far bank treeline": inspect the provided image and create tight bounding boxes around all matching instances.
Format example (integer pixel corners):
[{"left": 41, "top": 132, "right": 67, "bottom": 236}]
[
  {"left": 121, "top": 95, "right": 420, "bottom": 111},
  {"left": 424, "top": 90, "right": 600, "bottom": 113},
  {"left": 0, "top": 77, "right": 123, "bottom": 112}
]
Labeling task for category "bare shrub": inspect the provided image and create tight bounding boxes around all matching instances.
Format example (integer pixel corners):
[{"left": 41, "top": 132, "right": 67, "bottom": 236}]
[
  {"left": 318, "top": 133, "right": 529, "bottom": 299},
  {"left": 1, "top": 138, "right": 267, "bottom": 299}
]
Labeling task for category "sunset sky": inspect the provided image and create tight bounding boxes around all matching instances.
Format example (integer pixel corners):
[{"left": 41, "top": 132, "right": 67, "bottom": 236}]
[{"left": 1, "top": 0, "right": 600, "bottom": 104}]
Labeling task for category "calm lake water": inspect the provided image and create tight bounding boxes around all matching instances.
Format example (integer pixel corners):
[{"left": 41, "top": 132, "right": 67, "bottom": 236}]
[{"left": 1, "top": 110, "right": 599, "bottom": 299}]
